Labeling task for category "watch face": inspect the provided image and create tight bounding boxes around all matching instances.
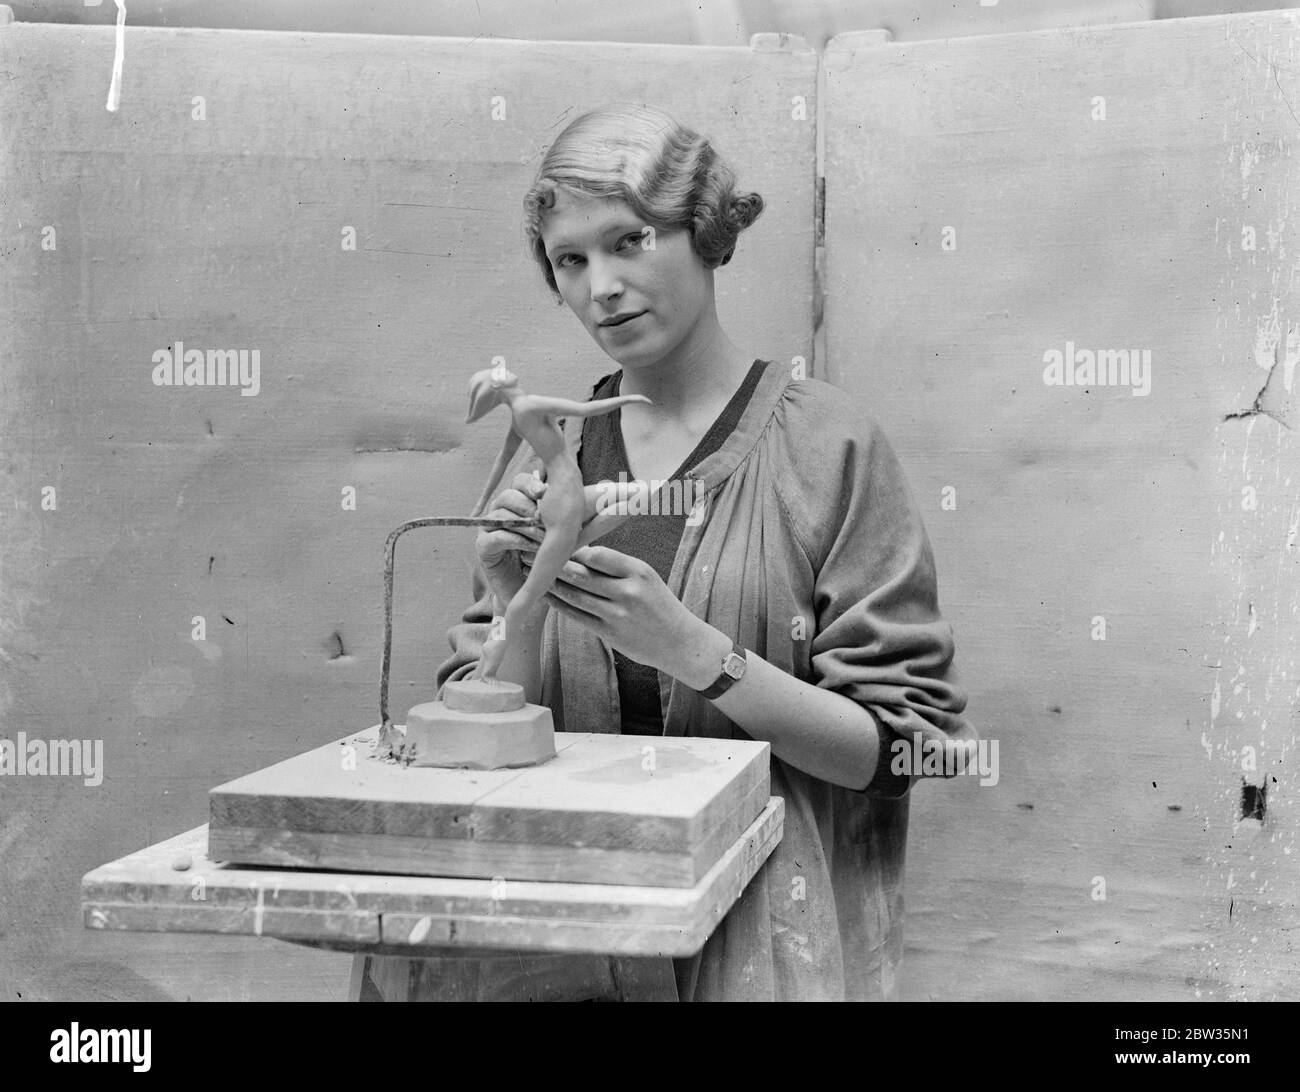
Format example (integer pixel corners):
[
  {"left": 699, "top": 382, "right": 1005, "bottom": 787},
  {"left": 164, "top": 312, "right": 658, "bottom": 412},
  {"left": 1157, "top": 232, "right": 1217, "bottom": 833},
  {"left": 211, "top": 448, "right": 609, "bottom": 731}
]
[{"left": 723, "top": 652, "right": 746, "bottom": 680}]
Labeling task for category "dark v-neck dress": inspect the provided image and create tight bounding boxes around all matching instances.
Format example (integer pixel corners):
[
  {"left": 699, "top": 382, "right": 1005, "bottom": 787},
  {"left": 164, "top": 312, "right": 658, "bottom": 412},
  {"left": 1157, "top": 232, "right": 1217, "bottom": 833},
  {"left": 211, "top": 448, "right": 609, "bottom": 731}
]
[{"left": 577, "top": 359, "right": 769, "bottom": 734}]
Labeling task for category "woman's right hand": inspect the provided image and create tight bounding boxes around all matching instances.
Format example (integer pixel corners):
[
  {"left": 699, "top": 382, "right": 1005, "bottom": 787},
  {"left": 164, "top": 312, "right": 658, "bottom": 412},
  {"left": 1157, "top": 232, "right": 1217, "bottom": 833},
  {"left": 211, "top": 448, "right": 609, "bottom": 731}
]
[{"left": 475, "top": 473, "right": 547, "bottom": 605}]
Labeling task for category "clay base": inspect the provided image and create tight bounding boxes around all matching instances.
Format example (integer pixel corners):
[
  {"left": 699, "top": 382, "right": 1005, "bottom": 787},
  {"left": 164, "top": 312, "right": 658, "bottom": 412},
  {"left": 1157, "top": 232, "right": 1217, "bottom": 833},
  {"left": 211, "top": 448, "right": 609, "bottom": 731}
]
[
  {"left": 404, "top": 698, "right": 556, "bottom": 770},
  {"left": 442, "top": 678, "right": 525, "bottom": 714}
]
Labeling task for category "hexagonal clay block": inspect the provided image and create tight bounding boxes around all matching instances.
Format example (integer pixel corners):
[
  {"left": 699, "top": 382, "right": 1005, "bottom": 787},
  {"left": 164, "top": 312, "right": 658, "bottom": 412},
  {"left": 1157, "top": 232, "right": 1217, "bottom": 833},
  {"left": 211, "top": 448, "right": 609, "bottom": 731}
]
[{"left": 403, "top": 701, "right": 556, "bottom": 770}]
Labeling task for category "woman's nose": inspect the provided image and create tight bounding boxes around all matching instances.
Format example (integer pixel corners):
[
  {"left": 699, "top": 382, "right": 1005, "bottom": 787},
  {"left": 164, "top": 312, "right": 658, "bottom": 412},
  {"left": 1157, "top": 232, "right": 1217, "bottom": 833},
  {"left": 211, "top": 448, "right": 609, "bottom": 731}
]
[{"left": 587, "top": 257, "right": 623, "bottom": 303}]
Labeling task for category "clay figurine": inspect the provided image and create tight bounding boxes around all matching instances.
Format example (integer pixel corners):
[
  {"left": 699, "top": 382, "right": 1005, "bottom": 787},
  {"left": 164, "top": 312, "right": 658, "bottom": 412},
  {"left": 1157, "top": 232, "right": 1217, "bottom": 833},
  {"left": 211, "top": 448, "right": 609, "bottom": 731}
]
[{"left": 465, "top": 362, "right": 651, "bottom": 684}]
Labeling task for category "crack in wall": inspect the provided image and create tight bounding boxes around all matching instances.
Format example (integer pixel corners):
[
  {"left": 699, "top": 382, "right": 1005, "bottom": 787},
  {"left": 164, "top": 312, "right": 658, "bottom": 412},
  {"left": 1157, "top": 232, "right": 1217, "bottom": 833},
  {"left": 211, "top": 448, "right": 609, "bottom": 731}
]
[{"left": 1223, "top": 335, "right": 1296, "bottom": 429}]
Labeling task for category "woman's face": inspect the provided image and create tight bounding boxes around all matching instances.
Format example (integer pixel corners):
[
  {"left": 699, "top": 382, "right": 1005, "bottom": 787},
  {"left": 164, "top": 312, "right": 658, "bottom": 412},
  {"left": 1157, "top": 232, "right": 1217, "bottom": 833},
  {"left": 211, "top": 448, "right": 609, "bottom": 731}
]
[{"left": 540, "top": 191, "right": 713, "bottom": 369}]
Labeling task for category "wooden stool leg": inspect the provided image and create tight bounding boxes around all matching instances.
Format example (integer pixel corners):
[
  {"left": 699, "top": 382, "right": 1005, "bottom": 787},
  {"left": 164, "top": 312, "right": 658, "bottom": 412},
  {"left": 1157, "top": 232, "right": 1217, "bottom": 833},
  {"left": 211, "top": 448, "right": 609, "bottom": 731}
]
[
  {"left": 351, "top": 954, "right": 424, "bottom": 1001},
  {"left": 348, "top": 954, "right": 369, "bottom": 1001},
  {"left": 350, "top": 953, "right": 401, "bottom": 1001},
  {"left": 608, "top": 957, "right": 679, "bottom": 1001},
  {"left": 347, "top": 952, "right": 679, "bottom": 1001}
]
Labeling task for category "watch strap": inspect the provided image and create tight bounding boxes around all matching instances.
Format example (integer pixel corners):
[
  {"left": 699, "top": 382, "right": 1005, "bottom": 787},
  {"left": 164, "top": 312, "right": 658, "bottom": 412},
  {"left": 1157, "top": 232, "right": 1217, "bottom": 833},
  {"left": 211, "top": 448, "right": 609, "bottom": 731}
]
[{"left": 697, "top": 641, "right": 747, "bottom": 699}]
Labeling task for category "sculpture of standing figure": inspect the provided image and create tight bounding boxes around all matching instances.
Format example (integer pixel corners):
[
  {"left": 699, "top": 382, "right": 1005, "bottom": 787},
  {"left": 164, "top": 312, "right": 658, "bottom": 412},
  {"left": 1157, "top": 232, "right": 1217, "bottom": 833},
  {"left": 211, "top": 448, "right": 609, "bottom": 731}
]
[{"left": 465, "top": 363, "right": 651, "bottom": 684}]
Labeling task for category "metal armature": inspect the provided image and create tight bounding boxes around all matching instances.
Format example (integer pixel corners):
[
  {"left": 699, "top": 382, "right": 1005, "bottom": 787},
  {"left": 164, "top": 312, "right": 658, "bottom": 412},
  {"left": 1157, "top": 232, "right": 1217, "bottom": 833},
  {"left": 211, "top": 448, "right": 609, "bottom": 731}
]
[{"left": 377, "top": 515, "right": 542, "bottom": 754}]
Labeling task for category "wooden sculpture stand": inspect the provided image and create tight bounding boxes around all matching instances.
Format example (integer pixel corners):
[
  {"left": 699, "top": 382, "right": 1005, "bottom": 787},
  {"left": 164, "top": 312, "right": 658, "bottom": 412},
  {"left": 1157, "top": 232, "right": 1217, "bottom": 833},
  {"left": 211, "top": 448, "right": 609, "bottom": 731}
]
[{"left": 80, "top": 723, "right": 783, "bottom": 1000}]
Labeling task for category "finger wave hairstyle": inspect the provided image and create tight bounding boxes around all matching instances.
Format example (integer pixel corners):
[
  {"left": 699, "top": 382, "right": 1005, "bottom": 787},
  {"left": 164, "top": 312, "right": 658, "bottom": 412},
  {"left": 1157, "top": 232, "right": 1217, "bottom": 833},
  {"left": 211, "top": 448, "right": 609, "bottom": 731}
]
[{"left": 522, "top": 104, "right": 765, "bottom": 301}]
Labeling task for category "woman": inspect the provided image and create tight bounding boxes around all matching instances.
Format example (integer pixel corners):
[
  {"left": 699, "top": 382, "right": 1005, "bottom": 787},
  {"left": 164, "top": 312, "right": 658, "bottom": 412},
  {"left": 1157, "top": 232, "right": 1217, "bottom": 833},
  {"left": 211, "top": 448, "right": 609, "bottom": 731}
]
[{"left": 437, "top": 104, "right": 975, "bottom": 1001}]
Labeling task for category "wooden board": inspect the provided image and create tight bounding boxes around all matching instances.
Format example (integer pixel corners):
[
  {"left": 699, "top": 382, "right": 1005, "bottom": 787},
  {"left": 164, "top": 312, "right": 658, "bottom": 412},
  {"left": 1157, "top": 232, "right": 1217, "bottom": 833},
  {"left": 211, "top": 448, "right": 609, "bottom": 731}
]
[
  {"left": 208, "top": 729, "right": 771, "bottom": 888},
  {"left": 82, "top": 798, "right": 783, "bottom": 959}
]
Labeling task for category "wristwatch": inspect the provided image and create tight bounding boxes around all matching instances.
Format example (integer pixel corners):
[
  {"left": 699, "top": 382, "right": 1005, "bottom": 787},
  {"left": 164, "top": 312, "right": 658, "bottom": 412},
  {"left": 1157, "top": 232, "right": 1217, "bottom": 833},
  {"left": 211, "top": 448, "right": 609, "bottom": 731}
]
[{"left": 696, "top": 641, "right": 748, "bottom": 699}]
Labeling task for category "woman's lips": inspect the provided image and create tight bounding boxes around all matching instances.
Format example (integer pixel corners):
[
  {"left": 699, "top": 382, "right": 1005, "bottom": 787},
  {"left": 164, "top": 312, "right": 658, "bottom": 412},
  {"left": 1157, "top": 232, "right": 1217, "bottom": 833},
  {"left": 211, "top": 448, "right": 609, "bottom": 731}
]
[{"left": 600, "top": 311, "right": 645, "bottom": 329}]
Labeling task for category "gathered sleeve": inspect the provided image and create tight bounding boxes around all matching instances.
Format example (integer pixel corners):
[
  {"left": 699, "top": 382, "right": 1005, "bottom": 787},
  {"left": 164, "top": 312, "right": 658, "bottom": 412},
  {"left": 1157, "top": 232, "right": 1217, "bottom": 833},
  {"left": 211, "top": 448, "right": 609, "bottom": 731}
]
[{"left": 800, "top": 416, "right": 976, "bottom": 797}]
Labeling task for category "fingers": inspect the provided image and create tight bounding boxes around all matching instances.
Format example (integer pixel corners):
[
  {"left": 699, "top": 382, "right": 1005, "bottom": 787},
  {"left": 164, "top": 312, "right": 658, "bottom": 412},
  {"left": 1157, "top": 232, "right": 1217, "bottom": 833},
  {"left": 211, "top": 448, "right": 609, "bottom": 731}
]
[
  {"left": 484, "top": 475, "right": 546, "bottom": 543},
  {"left": 571, "top": 544, "right": 637, "bottom": 577},
  {"left": 509, "top": 473, "right": 547, "bottom": 520},
  {"left": 476, "top": 520, "right": 538, "bottom": 575},
  {"left": 491, "top": 489, "right": 537, "bottom": 519},
  {"left": 556, "top": 559, "right": 603, "bottom": 591},
  {"left": 542, "top": 589, "right": 603, "bottom": 625},
  {"left": 522, "top": 558, "right": 614, "bottom": 610},
  {"left": 483, "top": 529, "right": 539, "bottom": 554},
  {"left": 512, "top": 471, "right": 547, "bottom": 496}
]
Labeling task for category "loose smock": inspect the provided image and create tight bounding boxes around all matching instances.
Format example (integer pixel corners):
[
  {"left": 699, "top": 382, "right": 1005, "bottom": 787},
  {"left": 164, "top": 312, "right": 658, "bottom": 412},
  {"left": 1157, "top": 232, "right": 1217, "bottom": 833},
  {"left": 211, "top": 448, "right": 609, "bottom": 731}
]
[{"left": 436, "top": 362, "right": 976, "bottom": 1001}]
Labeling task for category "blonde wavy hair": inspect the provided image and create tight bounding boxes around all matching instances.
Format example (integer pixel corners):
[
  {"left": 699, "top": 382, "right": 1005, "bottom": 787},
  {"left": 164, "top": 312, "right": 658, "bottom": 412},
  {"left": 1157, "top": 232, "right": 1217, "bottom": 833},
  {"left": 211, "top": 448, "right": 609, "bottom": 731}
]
[{"left": 523, "top": 104, "right": 764, "bottom": 301}]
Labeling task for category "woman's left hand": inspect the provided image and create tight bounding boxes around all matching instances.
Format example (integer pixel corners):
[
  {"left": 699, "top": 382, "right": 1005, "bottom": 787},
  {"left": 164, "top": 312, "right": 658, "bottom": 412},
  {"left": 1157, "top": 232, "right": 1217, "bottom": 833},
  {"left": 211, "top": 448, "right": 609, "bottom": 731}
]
[{"left": 542, "top": 545, "right": 708, "bottom": 677}]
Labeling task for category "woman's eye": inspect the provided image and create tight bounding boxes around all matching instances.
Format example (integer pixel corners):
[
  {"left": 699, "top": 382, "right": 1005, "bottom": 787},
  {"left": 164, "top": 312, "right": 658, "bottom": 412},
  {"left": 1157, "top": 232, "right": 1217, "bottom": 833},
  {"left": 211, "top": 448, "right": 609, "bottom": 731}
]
[{"left": 554, "top": 233, "right": 644, "bottom": 268}]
